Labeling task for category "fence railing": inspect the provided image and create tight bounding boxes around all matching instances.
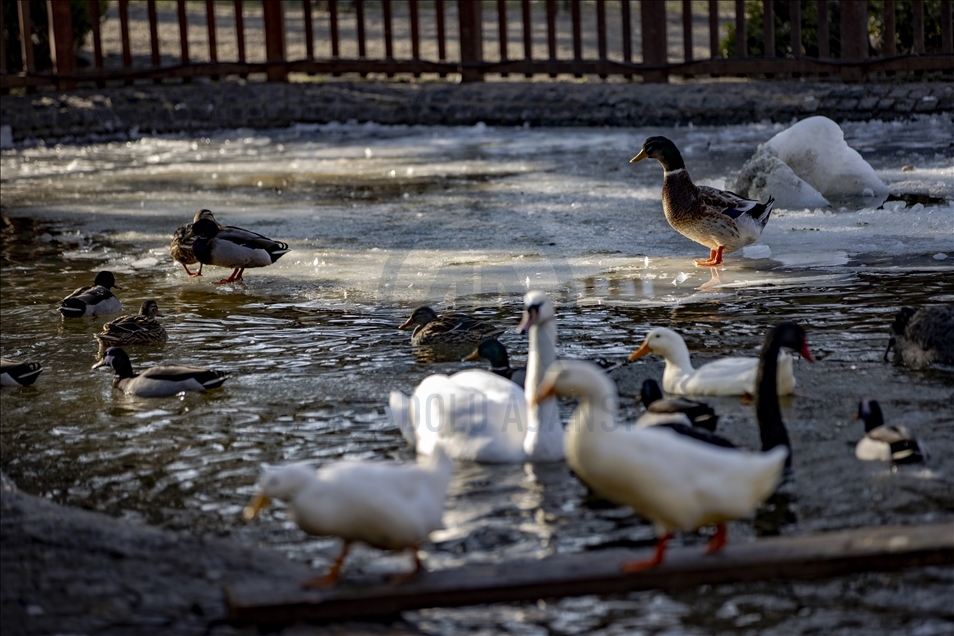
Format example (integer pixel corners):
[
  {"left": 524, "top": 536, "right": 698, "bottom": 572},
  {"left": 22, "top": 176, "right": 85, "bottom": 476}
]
[{"left": 2, "top": 1, "right": 952, "bottom": 92}]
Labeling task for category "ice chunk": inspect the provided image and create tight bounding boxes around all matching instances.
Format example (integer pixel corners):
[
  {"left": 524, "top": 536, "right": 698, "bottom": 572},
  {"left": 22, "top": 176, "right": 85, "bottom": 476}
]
[
  {"left": 742, "top": 244, "right": 772, "bottom": 259},
  {"left": 733, "top": 116, "right": 888, "bottom": 209},
  {"left": 672, "top": 272, "right": 689, "bottom": 285},
  {"left": 933, "top": 253, "right": 948, "bottom": 261}
]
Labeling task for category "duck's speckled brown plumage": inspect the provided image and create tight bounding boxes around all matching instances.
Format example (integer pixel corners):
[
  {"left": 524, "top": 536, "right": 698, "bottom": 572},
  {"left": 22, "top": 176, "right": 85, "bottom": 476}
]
[
  {"left": 95, "top": 300, "right": 167, "bottom": 347},
  {"left": 170, "top": 209, "right": 217, "bottom": 276},
  {"left": 633, "top": 136, "right": 774, "bottom": 267},
  {"left": 399, "top": 307, "right": 504, "bottom": 347}
]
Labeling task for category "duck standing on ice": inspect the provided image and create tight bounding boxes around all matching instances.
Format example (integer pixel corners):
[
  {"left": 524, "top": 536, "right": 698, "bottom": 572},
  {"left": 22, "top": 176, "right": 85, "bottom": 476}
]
[{"left": 631, "top": 136, "right": 774, "bottom": 267}]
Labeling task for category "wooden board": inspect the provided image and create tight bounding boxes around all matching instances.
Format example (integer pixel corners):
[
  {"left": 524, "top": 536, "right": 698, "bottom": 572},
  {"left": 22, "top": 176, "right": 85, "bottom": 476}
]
[{"left": 226, "top": 522, "right": 954, "bottom": 626}]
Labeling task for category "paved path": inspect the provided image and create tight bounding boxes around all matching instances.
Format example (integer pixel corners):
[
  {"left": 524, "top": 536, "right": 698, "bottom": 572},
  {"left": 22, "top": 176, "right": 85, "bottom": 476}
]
[{"left": 2, "top": 79, "right": 951, "bottom": 145}]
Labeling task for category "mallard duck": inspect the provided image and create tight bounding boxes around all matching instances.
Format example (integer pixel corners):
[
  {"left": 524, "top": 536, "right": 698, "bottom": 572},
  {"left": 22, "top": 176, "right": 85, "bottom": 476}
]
[
  {"left": 388, "top": 291, "right": 563, "bottom": 463},
  {"left": 186, "top": 217, "right": 290, "bottom": 285},
  {"left": 94, "top": 300, "right": 167, "bottom": 347},
  {"left": 462, "top": 338, "right": 527, "bottom": 388},
  {"left": 92, "top": 347, "right": 228, "bottom": 397},
  {"left": 628, "top": 327, "right": 804, "bottom": 396},
  {"left": 635, "top": 379, "right": 720, "bottom": 432},
  {"left": 535, "top": 323, "right": 808, "bottom": 570},
  {"left": 398, "top": 306, "right": 504, "bottom": 347},
  {"left": 884, "top": 305, "right": 954, "bottom": 368},
  {"left": 170, "top": 209, "right": 217, "bottom": 277},
  {"left": 1, "top": 358, "right": 43, "bottom": 387},
  {"left": 58, "top": 271, "right": 122, "bottom": 318},
  {"left": 855, "top": 399, "right": 927, "bottom": 464},
  {"left": 243, "top": 446, "right": 452, "bottom": 588},
  {"left": 631, "top": 136, "right": 775, "bottom": 267}
]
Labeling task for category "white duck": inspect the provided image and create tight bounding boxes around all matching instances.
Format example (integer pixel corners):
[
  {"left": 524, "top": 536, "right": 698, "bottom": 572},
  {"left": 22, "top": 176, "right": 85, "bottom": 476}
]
[
  {"left": 628, "top": 327, "right": 805, "bottom": 396},
  {"left": 388, "top": 291, "right": 564, "bottom": 463},
  {"left": 855, "top": 399, "right": 927, "bottom": 464},
  {"left": 244, "top": 446, "right": 452, "bottom": 587},
  {"left": 536, "top": 323, "right": 811, "bottom": 570}
]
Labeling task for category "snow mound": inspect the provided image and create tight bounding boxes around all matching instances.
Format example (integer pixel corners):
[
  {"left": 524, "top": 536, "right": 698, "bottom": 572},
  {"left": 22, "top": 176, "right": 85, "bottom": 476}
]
[{"left": 733, "top": 116, "right": 888, "bottom": 209}]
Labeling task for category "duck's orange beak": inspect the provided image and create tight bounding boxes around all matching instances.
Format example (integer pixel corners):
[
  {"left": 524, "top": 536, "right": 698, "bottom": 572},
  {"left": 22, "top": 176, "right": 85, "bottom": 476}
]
[
  {"left": 628, "top": 340, "right": 652, "bottom": 362},
  {"left": 242, "top": 492, "right": 270, "bottom": 520},
  {"left": 461, "top": 349, "right": 481, "bottom": 362},
  {"left": 532, "top": 382, "right": 557, "bottom": 405},
  {"left": 398, "top": 317, "right": 414, "bottom": 330},
  {"left": 630, "top": 149, "right": 648, "bottom": 163}
]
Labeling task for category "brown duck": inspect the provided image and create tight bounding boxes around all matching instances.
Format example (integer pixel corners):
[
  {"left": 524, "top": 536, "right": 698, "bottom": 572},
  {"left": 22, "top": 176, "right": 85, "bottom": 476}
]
[
  {"left": 631, "top": 136, "right": 774, "bottom": 267},
  {"left": 398, "top": 307, "right": 504, "bottom": 346}
]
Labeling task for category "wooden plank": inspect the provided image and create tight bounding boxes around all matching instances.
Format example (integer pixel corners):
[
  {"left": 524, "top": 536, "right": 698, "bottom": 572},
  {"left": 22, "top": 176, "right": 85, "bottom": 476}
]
[
  {"left": 682, "top": 0, "right": 692, "bottom": 62},
  {"left": 356, "top": 0, "right": 366, "bottom": 58},
  {"left": 435, "top": 0, "right": 446, "bottom": 76},
  {"left": 46, "top": 0, "right": 76, "bottom": 89},
  {"left": 262, "top": 0, "right": 287, "bottom": 81},
  {"left": 913, "top": 0, "right": 925, "bottom": 54},
  {"left": 303, "top": 0, "right": 314, "bottom": 60},
  {"left": 329, "top": 0, "right": 340, "bottom": 58},
  {"left": 790, "top": 0, "right": 801, "bottom": 56},
  {"left": 234, "top": 0, "right": 246, "bottom": 78},
  {"left": 147, "top": 0, "right": 160, "bottom": 67},
  {"left": 521, "top": 0, "right": 532, "bottom": 77},
  {"left": 226, "top": 523, "right": 954, "bottom": 627},
  {"left": 383, "top": 0, "right": 393, "bottom": 59},
  {"left": 17, "top": 0, "right": 35, "bottom": 74},
  {"left": 409, "top": 0, "right": 420, "bottom": 60},
  {"left": 734, "top": 0, "right": 745, "bottom": 56},
  {"left": 572, "top": 0, "right": 582, "bottom": 64},
  {"left": 497, "top": 0, "right": 508, "bottom": 65},
  {"left": 206, "top": 0, "right": 218, "bottom": 80},
  {"left": 545, "top": 0, "right": 556, "bottom": 76},
  {"left": 177, "top": 0, "right": 190, "bottom": 82},
  {"left": 458, "top": 0, "right": 484, "bottom": 82},
  {"left": 640, "top": 0, "right": 668, "bottom": 82}
]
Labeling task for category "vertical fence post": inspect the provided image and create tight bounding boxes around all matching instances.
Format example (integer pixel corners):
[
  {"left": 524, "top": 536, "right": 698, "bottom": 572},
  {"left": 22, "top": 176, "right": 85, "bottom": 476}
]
[
  {"left": 734, "top": 0, "right": 746, "bottom": 57},
  {"left": 912, "top": 0, "right": 925, "bottom": 53},
  {"left": 883, "top": 0, "right": 896, "bottom": 56},
  {"left": 682, "top": 0, "right": 693, "bottom": 63},
  {"left": 118, "top": 0, "right": 132, "bottom": 85},
  {"left": 942, "top": 0, "right": 953, "bottom": 55},
  {"left": 177, "top": 0, "right": 190, "bottom": 82},
  {"left": 640, "top": 0, "right": 668, "bottom": 82},
  {"left": 521, "top": 0, "right": 532, "bottom": 77},
  {"left": 17, "top": 0, "right": 35, "bottom": 75},
  {"left": 708, "top": 0, "right": 719, "bottom": 58},
  {"left": 90, "top": 0, "right": 105, "bottom": 87},
  {"left": 46, "top": 0, "right": 75, "bottom": 89},
  {"left": 817, "top": 0, "right": 829, "bottom": 59},
  {"left": 0, "top": 6, "right": 7, "bottom": 75},
  {"left": 263, "top": 0, "right": 287, "bottom": 82},
  {"left": 790, "top": 0, "right": 801, "bottom": 56},
  {"left": 496, "top": 0, "right": 508, "bottom": 76},
  {"left": 459, "top": 0, "right": 483, "bottom": 82},
  {"left": 763, "top": 0, "right": 774, "bottom": 58},
  {"left": 621, "top": 0, "right": 632, "bottom": 79},
  {"left": 840, "top": 0, "right": 867, "bottom": 81}
]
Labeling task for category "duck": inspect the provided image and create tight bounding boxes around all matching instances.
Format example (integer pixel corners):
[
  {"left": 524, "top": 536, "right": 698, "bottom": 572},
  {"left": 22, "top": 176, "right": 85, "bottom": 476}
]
[
  {"left": 636, "top": 379, "right": 719, "bottom": 431},
  {"left": 243, "top": 446, "right": 452, "bottom": 588},
  {"left": 462, "top": 338, "right": 527, "bottom": 388},
  {"left": 884, "top": 305, "right": 954, "bottom": 369},
  {"left": 398, "top": 306, "right": 504, "bottom": 347},
  {"left": 58, "top": 271, "right": 122, "bottom": 318},
  {"left": 1, "top": 358, "right": 43, "bottom": 387},
  {"left": 855, "top": 399, "right": 927, "bottom": 464},
  {"left": 388, "top": 291, "right": 564, "bottom": 463},
  {"left": 94, "top": 300, "right": 167, "bottom": 347},
  {"left": 628, "top": 327, "right": 804, "bottom": 396},
  {"left": 535, "top": 323, "right": 810, "bottom": 570},
  {"left": 631, "top": 136, "right": 774, "bottom": 267},
  {"left": 186, "top": 217, "right": 290, "bottom": 284},
  {"left": 169, "top": 209, "right": 217, "bottom": 277},
  {"left": 92, "top": 347, "right": 228, "bottom": 397}
]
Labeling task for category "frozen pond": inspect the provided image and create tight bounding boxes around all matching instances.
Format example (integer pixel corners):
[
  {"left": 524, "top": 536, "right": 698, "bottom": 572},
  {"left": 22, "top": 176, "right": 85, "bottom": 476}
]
[{"left": 1, "top": 117, "right": 953, "bottom": 635}]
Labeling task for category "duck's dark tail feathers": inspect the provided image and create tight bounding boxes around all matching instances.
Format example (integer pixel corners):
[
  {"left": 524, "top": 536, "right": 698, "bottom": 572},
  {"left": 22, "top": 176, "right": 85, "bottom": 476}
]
[
  {"left": 59, "top": 299, "right": 87, "bottom": 318},
  {"left": 750, "top": 196, "right": 775, "bottom": 228}
]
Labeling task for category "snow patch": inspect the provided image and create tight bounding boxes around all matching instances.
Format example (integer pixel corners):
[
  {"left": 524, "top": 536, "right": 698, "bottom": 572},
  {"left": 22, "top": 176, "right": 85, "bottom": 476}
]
[{"left": 733, "top": 116, "right": 888, "bottom": 209}]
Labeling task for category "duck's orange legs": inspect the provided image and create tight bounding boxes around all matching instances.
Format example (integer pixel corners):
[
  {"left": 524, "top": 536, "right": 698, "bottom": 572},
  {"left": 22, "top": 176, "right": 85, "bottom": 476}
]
[
  {"left": 388, "top": 545, "right": 423, "bottom": 584},
  {"left": 301, "top": 541, "right": 352, "bottom": 589},
  {"left": 621, "top": 534, "right": 671, "bottom": 572},
  {"left": 694, "top": 246, "right": 725, "bottom": 268},
  {"left": 706, "top": 523, "right": 728, "bottom": 554},
  {"left": 213, "top": 268, "right": 245, "bottom": 285}
]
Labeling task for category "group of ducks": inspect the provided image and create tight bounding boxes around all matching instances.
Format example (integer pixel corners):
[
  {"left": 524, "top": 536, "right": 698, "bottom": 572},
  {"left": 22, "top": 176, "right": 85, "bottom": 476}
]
[{"left": 2, "top": 136, "right": 952, "bottom": 588}]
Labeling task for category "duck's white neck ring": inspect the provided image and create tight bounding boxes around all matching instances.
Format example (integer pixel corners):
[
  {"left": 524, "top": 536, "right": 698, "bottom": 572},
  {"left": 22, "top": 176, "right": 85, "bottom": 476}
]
[{"left": 664, "top": 168, "right": 686, "bottom": 177}]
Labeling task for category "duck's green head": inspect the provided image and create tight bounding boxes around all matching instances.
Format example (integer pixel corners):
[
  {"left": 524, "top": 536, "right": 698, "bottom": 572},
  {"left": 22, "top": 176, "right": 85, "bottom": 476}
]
[
  {"left": 399, "top": 306, "right": 438, "bottom": 330},
  {"left": 462, "top": 338, "right": 510, "bottom": 367},
  {"left": 630, "top": 136, "right": 685, "bottom": 172}
]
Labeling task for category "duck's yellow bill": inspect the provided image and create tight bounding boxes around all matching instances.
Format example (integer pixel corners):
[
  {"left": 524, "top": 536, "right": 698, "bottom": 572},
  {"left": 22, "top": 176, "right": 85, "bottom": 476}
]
[
  {"left": 461, "top": 349, "right": 481, "bottom": 362},
  {"left": 533, "top": 382, "right": 557, "bottom": 405},
  {"left": 628, "top": 341, "right": 652, "bottom": 362},
  {"left": 630, "top": 149, "right": 649, "bottom": 163},
  {"left": 242, "top": 492, "right": 270, "bottom": 520}
]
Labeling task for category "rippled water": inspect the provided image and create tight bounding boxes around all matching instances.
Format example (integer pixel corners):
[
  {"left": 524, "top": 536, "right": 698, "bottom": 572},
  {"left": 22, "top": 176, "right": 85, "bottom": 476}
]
[{"left": 1, "top": 120, "right": 953, "bottom": 634}]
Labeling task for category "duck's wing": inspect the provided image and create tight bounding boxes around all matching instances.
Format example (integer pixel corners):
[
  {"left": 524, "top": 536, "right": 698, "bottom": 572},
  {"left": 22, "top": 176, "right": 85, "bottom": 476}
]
[
  {"left": 0, "top": 359, "right": 43, "bottom": 386},
  {"left": 61, "top": 284, "right": 94, "bottom": 302},
  {"left": 170, "top": 223, "right": 197, "bottom": 262},
  {"left": 652, "top": 422, "right": 735, "bottom": 448},
  {"left": 216, "top": 226, "right": 289, "bottom": 253},
  {"left": 139, "top": 365, "right": 228, "bottom": 388}
]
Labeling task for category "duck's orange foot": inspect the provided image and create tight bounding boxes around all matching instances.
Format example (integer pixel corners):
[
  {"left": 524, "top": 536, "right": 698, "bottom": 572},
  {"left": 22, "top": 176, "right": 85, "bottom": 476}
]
[
  {"left": 212, "top": 278, "right": 234, "bottom": 285},
  {"left": 705, "top": 523, "right": 728, "bottom": 554},
  {"left": 693, "top": 247, "right": 725, "bottom": 268},
  {"left": 387, "top": 546, "right": 423, "bottom": 584},
  {"left": 621, "top": 535, "right": 670, "bottom": 572}
]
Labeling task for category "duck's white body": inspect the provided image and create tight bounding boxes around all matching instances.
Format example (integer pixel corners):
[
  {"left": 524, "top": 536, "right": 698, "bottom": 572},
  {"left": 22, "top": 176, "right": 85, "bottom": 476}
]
[
  {"left": 275, "top": 449, "right": 452, "bottom": 551},
  {"left": 631, "top": 328, "right": 796, "bottom": 396},
  {"left": 549, "top": 361, "right": 787, "bottom": 536},
  {"left": 1, "top": 358, "right": 43, "bottom": 387},
  {"left": 115, "top": 368, "right": 225, "bottom": 397},
  {"left": 388, "top": 291, "right": 564, "bottom": 463}
]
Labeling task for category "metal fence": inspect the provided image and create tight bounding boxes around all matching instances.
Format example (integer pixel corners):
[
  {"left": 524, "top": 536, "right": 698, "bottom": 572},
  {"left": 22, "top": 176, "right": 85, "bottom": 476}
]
[{"left": 2, "top": 1, "right": 952, "bottom": 91}]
